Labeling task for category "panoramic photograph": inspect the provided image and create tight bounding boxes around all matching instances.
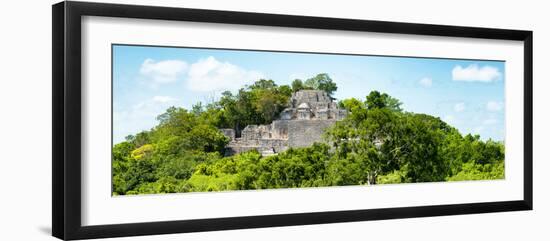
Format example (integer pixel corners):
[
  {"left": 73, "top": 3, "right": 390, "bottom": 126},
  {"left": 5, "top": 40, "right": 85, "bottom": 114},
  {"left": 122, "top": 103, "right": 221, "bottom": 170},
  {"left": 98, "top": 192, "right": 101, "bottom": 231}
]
[{"left": 112, "top": 44, "right": 505, "bottom": 195}]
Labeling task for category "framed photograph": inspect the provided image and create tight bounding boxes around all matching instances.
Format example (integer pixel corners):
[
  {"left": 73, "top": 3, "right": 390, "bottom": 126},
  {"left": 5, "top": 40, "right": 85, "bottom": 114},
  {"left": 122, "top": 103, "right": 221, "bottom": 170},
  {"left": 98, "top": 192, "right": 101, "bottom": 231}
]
[{"left": 52, "top": 1, "right": 533, "bottom": 240}]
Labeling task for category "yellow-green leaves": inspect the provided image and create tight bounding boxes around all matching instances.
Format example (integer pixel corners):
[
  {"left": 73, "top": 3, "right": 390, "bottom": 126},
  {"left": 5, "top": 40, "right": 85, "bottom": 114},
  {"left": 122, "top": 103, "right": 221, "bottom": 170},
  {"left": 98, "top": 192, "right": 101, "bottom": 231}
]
[{"left": 131, "top": 144, "right": 154, "bottom": 160}]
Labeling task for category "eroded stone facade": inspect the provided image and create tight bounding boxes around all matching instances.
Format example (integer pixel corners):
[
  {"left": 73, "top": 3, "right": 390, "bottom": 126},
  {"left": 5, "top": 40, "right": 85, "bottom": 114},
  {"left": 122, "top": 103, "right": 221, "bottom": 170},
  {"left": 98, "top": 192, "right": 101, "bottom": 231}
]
[{"left": 222, "top": 90, "right": 347, "bottom": 156}]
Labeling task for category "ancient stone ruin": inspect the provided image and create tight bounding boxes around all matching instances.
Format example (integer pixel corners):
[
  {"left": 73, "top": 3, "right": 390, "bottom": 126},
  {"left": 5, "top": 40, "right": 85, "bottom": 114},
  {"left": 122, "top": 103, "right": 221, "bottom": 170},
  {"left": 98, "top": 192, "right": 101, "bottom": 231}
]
[{"left": 221, "top": 90, "right": 348, "bottom": 156}]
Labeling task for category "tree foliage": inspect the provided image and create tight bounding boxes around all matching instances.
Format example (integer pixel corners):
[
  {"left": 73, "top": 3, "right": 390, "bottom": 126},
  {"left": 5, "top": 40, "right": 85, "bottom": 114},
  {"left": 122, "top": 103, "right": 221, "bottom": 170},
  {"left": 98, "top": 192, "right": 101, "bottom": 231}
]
[
  {"left": 291, "top": 73, "right": 338, "bottom": 97},
  {"left": 325, "top": 92, "right": 503, "bottom": 184},
  {"left": 216, "top": 79, "right": 292, "bottom": 134}
]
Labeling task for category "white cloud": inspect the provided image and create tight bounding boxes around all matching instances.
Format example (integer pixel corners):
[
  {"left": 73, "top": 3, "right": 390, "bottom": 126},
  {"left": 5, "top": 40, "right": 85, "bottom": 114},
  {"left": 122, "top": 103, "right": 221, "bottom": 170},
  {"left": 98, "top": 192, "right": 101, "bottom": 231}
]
[
  {"left": 452, "top": 64, "right": 502, "bottom": 82},
  {"left": 187, "top": 56, "right": 264, "bottom": 92},
  {"left": 474, "top": 126, "right": 485, "bottom": 133},
  {"left": 289, "top": 73, "right": 310, "bottom": 81},
  {"left": 483, "top": 118, "right": 498, "bottom": 125},
  {"left": 419, "top": 77, "right": 432, "bottom": 87},
  {"left": 443, "top": 115, "right": 455, "bottom": 124},
  {"left": 486, "top": 101, "right": 504, "bottom": 112},
  {"left": 140, "top": 59, "right": 188, "bottom": 83},
  {"left": 113, "top": 96, "right": 179, "bottom": 143},
  {"left": 152, "top": 95, "right": 178, "bottom": 103},
  {"left": 289, "top": 72, "right": 324, "bottom": 82},
  {"left": 454, "top": 102, "right": 465, "bottom": 112},
  {"left": 131, "top": 96, "right": 178, "bottom": 113}
]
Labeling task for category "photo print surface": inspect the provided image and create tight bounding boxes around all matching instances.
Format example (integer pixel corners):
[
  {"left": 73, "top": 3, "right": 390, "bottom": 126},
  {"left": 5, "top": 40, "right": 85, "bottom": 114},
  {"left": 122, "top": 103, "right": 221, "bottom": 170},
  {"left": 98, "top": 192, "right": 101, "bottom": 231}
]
[{"left": 112, "top": 44, "right": 505, "bottom": 196}]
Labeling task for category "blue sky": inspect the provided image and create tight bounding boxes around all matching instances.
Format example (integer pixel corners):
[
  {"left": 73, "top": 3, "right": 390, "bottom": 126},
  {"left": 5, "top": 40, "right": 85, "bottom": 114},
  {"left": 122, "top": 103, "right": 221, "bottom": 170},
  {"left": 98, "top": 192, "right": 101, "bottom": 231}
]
[{"left": 113, "top": 44, "right": 505, "bottom": 144}]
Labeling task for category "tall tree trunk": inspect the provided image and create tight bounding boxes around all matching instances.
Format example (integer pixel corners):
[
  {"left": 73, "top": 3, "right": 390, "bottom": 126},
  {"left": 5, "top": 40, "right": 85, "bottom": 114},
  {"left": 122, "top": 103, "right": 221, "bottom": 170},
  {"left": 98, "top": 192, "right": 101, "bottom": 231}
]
[{"left": 367, "top": 171, "right": 377, "bottom": 185}]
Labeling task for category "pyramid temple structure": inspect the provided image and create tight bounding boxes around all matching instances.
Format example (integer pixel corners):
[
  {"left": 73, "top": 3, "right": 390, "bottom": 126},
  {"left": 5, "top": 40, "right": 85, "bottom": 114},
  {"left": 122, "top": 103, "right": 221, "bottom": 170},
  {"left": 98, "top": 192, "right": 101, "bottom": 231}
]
[{"left": 220, "top": 90, "right": 348, "bottom": 156}]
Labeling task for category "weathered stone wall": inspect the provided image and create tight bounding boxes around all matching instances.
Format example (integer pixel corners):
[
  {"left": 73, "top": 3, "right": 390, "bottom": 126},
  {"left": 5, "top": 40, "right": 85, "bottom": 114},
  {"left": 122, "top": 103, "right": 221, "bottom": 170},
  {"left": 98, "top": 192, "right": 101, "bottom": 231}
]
[
  {"left": 258, "top": 139, "right": 288, "bottom": 153},
  {"left": 224, "top": 144, "right": 260, "bottom": 156},
  {"left": 220, "top": 128, "right": 235, "bottom": 141},
  {"left": 270, "top": 120, "right": 289, "bottom": 139},
  {"left": 291, "top": 90, "right": 332, "bottom": 106},
  {"left": 222, "top": 90, "right": 347, "bottom": 156},
  {"left": 287, "top": 120, "right": 336, "bottom": 147}
]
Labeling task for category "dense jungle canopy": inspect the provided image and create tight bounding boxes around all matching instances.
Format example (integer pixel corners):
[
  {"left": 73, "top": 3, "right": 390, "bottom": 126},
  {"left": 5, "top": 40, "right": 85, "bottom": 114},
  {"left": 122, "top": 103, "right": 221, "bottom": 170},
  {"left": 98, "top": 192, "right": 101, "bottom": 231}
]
[{"left": 113, "top": 74, "right": 504, "bottom": 195}]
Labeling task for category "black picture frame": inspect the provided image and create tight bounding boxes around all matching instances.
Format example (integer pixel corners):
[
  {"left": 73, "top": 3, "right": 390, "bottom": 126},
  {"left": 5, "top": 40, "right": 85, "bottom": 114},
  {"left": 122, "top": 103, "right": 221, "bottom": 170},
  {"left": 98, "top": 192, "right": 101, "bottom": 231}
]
[{"left": 52, "top": 1, "right": 533, "bottom": 240}]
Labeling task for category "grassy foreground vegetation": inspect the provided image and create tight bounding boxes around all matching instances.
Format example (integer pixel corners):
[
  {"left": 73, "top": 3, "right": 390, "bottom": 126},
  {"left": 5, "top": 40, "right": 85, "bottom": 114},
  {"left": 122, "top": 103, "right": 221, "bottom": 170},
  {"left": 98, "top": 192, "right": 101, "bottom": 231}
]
[{"left": 112, "top": 74, "right": 504, "bottom": 195}]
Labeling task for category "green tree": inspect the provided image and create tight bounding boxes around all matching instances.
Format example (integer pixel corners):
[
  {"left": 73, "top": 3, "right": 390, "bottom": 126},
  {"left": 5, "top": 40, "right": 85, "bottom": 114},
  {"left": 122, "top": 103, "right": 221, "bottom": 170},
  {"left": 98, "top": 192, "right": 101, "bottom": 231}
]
[
  {"left": 304, "top": 73, "right": 338, "bottom": 97},
  {"left": 365, "top": 90, "right": 403, "bottom": 111},
  {"left": 191, "top": 102, "right": 204, "bottom": 115},
  {"left": 185, "top": 124, "right": 229, "bottom": 153},
  {"left": 291, "top": 79, "right": 307, "bottom": 92},
  {"left": 326, "top": 92, "right": 451, "bottom": 184},
  {"left": 447, "top": 160, "right": 504, "bottom": 181},
  {"left": 216, "top": 79, "right": 292, "bottom": 134},
  {"left": 112, "top": 141, "right": 134, "bottom": 195}
]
